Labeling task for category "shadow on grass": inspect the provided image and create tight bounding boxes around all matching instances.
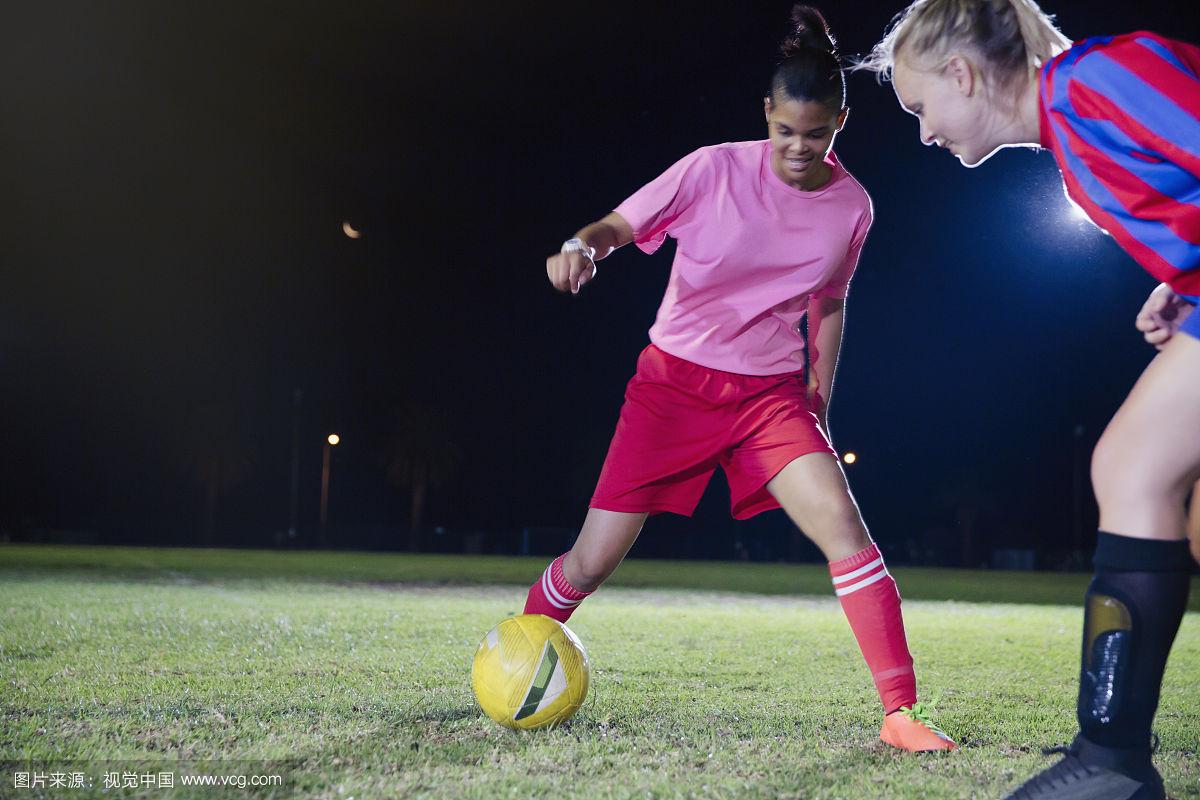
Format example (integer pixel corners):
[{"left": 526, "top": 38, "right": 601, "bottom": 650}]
[{"left": 410, "top": 707, "right": 479, "bottom": 724}]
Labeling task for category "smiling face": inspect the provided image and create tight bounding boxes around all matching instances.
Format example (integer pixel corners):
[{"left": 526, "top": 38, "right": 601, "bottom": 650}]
[
  {"left": 892, "top": 55, "right": 1004, "bottom": 167},
  {"left": 763, "top": 96, "right": 848, "bottom": 190}
]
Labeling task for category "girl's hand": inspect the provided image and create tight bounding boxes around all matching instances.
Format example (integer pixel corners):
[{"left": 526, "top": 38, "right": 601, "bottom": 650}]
[
  {"left": 544, "top": 215, "right": 632, "bottom": 295},
  {"left": 546, "top": 250, "right": 596, "bottom": 295},
  {"left": 808, "top": 387, "right": 829, "bottom": 442},
  {"left": 1135, "top": 283, "right": 1194, "bottom": 350}
]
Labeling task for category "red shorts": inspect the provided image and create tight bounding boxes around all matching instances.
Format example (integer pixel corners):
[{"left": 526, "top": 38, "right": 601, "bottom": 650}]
[{"left": 590, "top": 344, "right": 835, "bottom": 520}]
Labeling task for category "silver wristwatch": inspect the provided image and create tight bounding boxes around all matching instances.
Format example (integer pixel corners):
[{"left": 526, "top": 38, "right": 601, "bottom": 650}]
[{"left": 561, "top": 237, "right": 596, "bottom": 260}]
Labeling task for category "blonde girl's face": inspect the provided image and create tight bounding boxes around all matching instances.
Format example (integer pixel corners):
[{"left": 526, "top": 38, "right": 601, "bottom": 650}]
[{"left": 892, "top": 55, "right": 1003, "bottom": 167}]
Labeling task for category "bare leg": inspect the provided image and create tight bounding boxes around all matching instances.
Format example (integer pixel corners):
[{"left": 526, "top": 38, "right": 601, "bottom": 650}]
[
  {"left": 1092, "top": 333, "right": 1200, "bottom": 540},
  {"left": 766, "top": 451, "right": 871, "bottom": 560},
  {"left": 562, "top": 508, "right": 648, "bottom": 592},
  {"left": 765, "top": 451, "right": 951, "bottom": 751},
  {"left": 1006, "top": 333, "right": 1200, "bottom": 796}
]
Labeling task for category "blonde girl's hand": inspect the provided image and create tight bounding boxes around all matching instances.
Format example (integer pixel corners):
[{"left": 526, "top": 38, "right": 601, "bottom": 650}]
[{"left": 1135, "top": 283, "right": 1193, "bottom": 350}]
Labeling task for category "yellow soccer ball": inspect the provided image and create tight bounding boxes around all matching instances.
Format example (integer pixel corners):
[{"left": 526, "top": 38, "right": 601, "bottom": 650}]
[{"left": 471, "top": 614, "right": 590, "bottom": 730}]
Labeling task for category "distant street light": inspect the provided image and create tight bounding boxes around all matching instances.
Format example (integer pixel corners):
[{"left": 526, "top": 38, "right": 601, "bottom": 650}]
[
  {"left": 320, "top": 433, "right": 341, "bottom": 533},
  {"left": 842, "top": 451, "right": 858, "bottom": 465}
]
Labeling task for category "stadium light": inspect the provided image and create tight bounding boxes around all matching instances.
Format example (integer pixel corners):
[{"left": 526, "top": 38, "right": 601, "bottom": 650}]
[
  {"left": 842, "top": 451, "right": 858, "bottom": 465},
  {"left": 327, "top": 433, "right": 341, "bottom": 446},
  {"left": 1066, "top": 198, "right": 1088, "bottom": 221}
]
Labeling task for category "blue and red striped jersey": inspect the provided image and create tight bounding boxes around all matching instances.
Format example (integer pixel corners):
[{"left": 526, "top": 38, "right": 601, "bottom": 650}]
[{"left": 1039, "top": 31, "right": 1200, "bottom": 295}]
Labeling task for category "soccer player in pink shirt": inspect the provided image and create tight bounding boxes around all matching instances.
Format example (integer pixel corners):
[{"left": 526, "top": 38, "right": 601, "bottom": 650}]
[
  {"left": 858, "top": 0, "right": 1199, "bottom": 797},
  {"left": 524, "top": 4, "right": 956, "bottom": 753}
]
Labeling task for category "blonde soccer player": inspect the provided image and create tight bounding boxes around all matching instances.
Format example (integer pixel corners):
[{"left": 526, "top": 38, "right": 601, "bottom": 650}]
[{"left": 859, "top": 1, "right": 1199, "bottom": 797}]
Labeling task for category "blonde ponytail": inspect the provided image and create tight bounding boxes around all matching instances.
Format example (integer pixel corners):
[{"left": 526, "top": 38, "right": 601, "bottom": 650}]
[
  {"left": 855, "top": 0, "right": 1071, "bottom": 91},
  {"left": 1009, "top": 0, "right": 1072, "bottom": 71}
]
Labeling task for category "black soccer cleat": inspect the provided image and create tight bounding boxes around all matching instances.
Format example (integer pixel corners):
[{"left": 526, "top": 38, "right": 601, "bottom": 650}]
[{"left": 1002, "top": 735, "right": 1164, "bottom": 800}]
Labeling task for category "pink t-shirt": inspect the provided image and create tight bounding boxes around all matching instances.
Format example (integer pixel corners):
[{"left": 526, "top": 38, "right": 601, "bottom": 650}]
[{"left": 614, "top": 140, "right": 873, "bottom": 375}]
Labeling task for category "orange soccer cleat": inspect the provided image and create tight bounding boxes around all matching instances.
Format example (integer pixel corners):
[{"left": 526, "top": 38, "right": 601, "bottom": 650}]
[{"left": 879, "top": 702, "right": 958, "bottom": 752}]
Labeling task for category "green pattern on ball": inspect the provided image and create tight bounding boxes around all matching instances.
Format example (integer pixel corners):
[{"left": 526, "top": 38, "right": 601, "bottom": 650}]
[{"left": 514, "top": 641, "right": 558, "bottom": 720}]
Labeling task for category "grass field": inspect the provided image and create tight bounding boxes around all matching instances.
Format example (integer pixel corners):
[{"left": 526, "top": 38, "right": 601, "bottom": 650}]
[{"left": 1, "top": 545, "right": 1198, "bottom": 799}]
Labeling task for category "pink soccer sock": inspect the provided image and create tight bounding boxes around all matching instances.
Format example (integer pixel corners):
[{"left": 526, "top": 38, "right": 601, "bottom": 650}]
[
  {"left": 829, "top": 543, "right": 917, "bottom": 714},
  {"left": 524, "top": 553, "right": 591, "bottom": 623}
]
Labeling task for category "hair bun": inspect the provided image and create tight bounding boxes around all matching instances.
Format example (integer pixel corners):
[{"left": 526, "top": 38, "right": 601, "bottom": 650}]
[{"left": 781, "top": 4, "right": 837, "bottom": 59}]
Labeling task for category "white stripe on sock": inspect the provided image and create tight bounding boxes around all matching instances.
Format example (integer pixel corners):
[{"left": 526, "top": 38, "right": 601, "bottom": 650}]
[
  {"left": 831, "top": 556, "right": 884, "bottom": 585},
  {"left": 542, "top": 570, "right": 580, "bottom": 609},
  {"left": 834, "top": 568, "right": 890, "bottom": 597},
  {"left": 548, "top": 562, "right": 585, "bottom": 604},
  {"left": 872, "top": 665, "right": 915, "bottom": 681},
  {"left": 540, "top": 572, "right": 572, "bottom": 609}
]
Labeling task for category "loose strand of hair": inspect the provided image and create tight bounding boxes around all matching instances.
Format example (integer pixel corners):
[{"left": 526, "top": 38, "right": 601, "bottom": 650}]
[
  {"left": 852, "top": 0, "right": 1070, "bottom": 83},
  {"left": 1007, "top": 0, "right": 1072, "bottom": 70}
]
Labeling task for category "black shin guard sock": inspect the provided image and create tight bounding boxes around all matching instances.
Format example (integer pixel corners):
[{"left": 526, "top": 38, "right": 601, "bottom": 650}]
[{"left": 1077, "top": 531, "right": 1191, "bottom": 759}]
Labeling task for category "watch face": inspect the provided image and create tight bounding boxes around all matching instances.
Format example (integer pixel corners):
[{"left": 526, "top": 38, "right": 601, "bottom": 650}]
[{"left": 562, "top": 238, "right": 591, "bottom": 257}]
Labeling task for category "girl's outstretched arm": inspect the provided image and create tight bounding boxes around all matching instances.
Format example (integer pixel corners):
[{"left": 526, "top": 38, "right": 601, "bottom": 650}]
[{"left": 545, "top": 212, "right": 634, "bottom": 294}]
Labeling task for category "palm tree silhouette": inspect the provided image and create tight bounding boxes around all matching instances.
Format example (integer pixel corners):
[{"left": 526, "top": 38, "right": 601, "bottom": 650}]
[
  {"left": 172, "top": 401, "right": 256, "bottom": 546},
  {"left": 382, "top": 402, "right": 461, "bottom": 552},
  {"left": 938, "top": 473, "right": 998, "bottom": 568}
]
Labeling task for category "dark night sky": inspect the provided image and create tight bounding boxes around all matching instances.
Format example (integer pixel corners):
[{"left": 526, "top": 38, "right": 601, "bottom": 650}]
[{"left": 2, "top": 2, "right": 1197, "bottom": 559}]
